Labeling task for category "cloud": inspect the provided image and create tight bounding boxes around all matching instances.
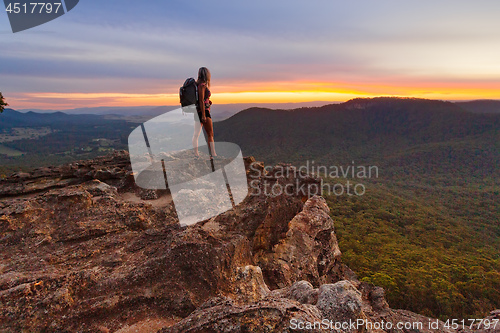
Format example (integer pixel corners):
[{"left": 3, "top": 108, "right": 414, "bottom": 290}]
[{"left": 1, "top": 0, "right": 500, "bottom": 109}]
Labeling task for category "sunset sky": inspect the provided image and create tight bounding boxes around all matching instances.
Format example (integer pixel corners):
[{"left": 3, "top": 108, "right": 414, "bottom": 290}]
[{"left": 1, "top": 0, "right": 500, "bottom": 110}]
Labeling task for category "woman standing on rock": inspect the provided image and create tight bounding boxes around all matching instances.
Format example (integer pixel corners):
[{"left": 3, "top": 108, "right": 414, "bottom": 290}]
[{"left": 193, "top": 67, "right": 218, "bottom": 160}]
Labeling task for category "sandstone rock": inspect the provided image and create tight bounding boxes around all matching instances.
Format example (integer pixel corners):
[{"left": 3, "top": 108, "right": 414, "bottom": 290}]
[
  {"left": 270, "top": 280, "right": 319, "bottom": 305},
  {"left": 160, "top": 296, "right": 328, "bottom": 333},
  {"left": 254, "top": 195, "right": 343, "bottom": 289},
  {"left": 10, "top": 171, "right": 30, "bottom": 179},
  {"left": 231, "top": 265, "right": 270, "bottom": 303},
  {"left": 388, "top": 309, "right": 453, "bottom": 333},
  {"left": 316, "top": 281, "right": 367, "bottom": 333},
  {"left": 0, "top": 151, "right": 481, "bottom": 333},
  {"left": 139, "top": 188, "right": 159, "bottom": 200},
  {"left": 0, "top": 150, "right": 131, "bottom": 198}
]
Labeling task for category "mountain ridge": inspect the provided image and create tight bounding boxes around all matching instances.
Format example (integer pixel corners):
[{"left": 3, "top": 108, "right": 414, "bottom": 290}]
[{"left": 216, "top": 97, "right": 500, "bottom": 170}]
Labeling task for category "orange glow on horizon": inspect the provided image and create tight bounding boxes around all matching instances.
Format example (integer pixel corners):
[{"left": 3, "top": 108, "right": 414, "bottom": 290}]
[{"left": 7, "top": 80, "right": 500, "bottom": 110}]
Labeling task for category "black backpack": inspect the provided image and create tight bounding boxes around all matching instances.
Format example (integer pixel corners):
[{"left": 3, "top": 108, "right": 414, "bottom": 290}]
[{"left": 179, "top": 78, "right": 198, "bottom": 113}]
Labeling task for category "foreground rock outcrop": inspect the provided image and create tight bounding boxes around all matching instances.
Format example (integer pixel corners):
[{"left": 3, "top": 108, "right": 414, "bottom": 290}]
[{"left": 0, "top": 151, "right": 497, "bottom": 332}]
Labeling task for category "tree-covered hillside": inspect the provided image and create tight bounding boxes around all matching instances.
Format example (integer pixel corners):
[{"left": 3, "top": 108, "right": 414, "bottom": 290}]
[
  {"left": 0, "top": 109, "right": 139, "bottom": 174},
  {"left": 216, "top": 97, "right": 500, "bottom": 319}
]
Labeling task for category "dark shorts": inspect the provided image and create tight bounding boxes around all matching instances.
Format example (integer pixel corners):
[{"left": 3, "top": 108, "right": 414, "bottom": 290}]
[{"left": 196, "top": 109, "right": 211, "bottom": 121}]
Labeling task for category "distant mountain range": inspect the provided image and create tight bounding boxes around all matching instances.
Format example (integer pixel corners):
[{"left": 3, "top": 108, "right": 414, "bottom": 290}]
[
  {"left": 0, "top": 108, "right": 137, "bottom": 172},
  {"left": 0, "top": 109, "right": 105, "bottom": 129},
  {"left": 16, "top": 99, "right": 500, "bottom": 115},
  {"left": 455, "top": 100, "right": 500, "bottom": 114},
  {"left": 215, "top": 97, "right": 499, "bottom": 179},
  {"left": 17, "top": 101, "right": 335, "bottom": 121}
]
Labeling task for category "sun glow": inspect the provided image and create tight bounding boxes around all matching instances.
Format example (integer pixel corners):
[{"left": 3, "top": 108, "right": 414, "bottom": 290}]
[{"left": 8, "top": 81, "right": 500, "bottom": 110}]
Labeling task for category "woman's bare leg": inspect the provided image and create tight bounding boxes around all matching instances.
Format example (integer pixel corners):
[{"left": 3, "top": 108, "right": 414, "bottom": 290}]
[
  {"left": 192, "top": 119, "right": 203, "bottom": 156},
  {"left": 203, "top": 118, "right": 217, "bottom": 157}
]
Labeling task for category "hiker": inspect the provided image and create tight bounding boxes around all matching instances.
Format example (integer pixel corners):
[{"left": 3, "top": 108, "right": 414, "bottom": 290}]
[{"left": 192, "top": 67, "right": 218, "bottom": 159}]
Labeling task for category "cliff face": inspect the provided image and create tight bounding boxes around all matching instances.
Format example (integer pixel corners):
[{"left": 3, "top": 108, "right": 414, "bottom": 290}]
[{"left": 0, "top": 151, "right": 497, "bottom": 333}]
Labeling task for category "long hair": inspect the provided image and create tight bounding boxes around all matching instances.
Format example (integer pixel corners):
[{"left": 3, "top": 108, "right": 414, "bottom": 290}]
[{"left": 197, "top": 67, "right": 211, "bottom": 88}]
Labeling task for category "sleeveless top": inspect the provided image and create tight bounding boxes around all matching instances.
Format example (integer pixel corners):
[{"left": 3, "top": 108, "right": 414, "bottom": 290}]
[{"left": 197, "top": 82, "right": 211, "bottom": 111}]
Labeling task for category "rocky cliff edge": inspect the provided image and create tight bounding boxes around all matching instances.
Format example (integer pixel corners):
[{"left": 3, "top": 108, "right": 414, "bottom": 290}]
[{"left": 0, "top": 151, "right": 497, "bottom": 333}]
